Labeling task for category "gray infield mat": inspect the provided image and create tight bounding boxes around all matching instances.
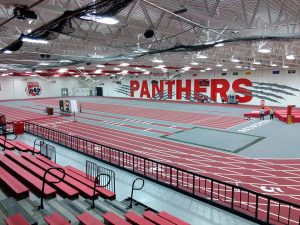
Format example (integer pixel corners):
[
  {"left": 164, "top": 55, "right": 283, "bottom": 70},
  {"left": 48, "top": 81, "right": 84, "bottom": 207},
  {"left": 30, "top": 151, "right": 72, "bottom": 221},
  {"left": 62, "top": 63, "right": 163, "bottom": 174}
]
[{"left": 162, "top": 127, "right": 265, "bottom": 153}]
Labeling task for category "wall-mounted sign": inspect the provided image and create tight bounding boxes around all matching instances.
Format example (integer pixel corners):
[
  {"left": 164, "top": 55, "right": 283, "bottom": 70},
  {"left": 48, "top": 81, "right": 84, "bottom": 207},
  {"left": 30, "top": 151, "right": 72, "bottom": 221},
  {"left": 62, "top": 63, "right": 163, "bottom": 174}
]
[{"left": 25, "top": 82, "right": 41, "bottom": 96}]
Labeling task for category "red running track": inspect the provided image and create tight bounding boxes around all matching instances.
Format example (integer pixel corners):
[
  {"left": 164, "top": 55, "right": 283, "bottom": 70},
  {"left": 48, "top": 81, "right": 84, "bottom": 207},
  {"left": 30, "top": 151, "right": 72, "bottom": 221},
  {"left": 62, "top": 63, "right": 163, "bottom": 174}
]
[
  {"left": 1, "top": 104, "right": 300, "bottom": 224},
  {"left": 28, "top": 98, "right": 247, "bottom": 129},
  {"left": 28, "top": 117, "right": 300, "bottom": 224},
  {"left": 0, "top": 105, "right": 57, "bottom": 123}
]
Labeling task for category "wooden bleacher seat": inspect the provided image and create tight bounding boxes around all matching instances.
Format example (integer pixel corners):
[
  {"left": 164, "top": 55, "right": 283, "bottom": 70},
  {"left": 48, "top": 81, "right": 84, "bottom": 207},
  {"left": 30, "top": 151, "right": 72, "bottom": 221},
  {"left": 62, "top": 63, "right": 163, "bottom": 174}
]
[
  {"left": 125, "top": 211, "right": 155, "bottom": 225},
  {"left": 22, "top": 153, "right": 97, "bottom": 199},
  {"left": 158, "top": 211, "right": 190, "bottom": 225},
  {"left": 65, "top": 165, "right": 90, "bottom": 178},
  {"left": 0, "top": 136, "right": 28, "bottom": 151},
  {"left": 44, "top": 212, "right": 70, "bottom": 225},
  {"left": 15, "top": 140, "right": 40, "bottom": 153},
  {"left": 34, "top": 155, "right": 115, "bottom": 200},
  {"left": 102, "top": 211, "right": 131, "bottom": 225},
  {"left": 0, "top": 137, "right": 14, "bottom": 149},
  {"left": 76, "top": 212, "right": 105, "bottom": 225},
  {"left": 65, "top": 167, "right": 116, "bottom": 200},
  {"left": 0, "top": 154, "right": 56, "bottom": 199},
  {"left": 142, "top": 211, "right": 174, "bottom": 225},
  {"left": 0, "top": 167, "right": 29, "bottom": 199},
  {"left": 4, "top": 213, "right": 30, "bottom": 225},
  {"left": 5, "top": 151, "right": 78, "bottom": 199},
  {"left": 36, "top": 155, "right": 62, "bottom": 168}
]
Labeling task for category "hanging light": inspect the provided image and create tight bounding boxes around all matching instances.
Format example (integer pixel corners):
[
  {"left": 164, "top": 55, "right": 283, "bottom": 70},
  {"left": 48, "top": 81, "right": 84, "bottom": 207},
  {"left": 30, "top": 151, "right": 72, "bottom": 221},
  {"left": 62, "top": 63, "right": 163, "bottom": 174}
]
[{"left": 286, "top": 55, "right": 295, "bottom": 60}]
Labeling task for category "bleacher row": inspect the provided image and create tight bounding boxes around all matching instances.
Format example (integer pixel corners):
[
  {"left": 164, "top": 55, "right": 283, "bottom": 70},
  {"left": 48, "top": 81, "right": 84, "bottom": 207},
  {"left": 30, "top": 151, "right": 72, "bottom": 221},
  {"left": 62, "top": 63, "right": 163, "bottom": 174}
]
[
  {"left": 0, "top": 145, "right": 190, "bottom": 225},
  {"left": 6, "top": 209, "right": 189, "bottom": 225}
]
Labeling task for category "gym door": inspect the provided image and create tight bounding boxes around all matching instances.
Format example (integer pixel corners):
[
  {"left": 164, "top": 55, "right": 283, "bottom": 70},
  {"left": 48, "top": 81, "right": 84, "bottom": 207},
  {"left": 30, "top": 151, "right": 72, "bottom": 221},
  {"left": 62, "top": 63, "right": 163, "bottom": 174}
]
[{"left": 96, "top": 87, "right": 103, "bottom": 96}]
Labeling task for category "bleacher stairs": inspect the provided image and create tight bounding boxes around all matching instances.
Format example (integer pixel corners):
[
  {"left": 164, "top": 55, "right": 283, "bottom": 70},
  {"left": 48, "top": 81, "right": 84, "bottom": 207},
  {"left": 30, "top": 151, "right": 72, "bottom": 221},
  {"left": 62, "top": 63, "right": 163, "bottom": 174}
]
[{"left": 0, "top": 148, "right": 190, "bottom": 225}]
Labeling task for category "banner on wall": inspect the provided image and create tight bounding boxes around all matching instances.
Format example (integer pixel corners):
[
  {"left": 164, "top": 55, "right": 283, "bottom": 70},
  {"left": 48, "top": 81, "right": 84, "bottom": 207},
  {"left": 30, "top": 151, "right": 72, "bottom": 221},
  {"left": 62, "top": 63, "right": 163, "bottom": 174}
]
[
  {"left": 25, "top": 82, "right": 41, "bottom": 96},
  {"left": 123, "top": 78, "right": 300, "bottom": 105}
]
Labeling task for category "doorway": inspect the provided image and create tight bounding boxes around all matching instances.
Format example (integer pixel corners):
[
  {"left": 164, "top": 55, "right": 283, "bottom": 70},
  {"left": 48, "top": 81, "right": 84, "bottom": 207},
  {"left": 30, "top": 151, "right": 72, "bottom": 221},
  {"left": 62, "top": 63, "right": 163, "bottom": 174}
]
[
  {"left": 61, "top": 88, "right": 68, "bottom": 96},
  {"left": 96, "top": 87, "right": 103, "bottom": 96}
]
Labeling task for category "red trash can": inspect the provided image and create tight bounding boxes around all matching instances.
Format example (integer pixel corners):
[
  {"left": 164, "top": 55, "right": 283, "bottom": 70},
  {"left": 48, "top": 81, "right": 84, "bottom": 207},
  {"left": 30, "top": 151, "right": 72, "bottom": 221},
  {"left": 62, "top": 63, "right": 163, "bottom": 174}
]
[{"left": 14, "top": 122, "right": 24, "bottom": 135}]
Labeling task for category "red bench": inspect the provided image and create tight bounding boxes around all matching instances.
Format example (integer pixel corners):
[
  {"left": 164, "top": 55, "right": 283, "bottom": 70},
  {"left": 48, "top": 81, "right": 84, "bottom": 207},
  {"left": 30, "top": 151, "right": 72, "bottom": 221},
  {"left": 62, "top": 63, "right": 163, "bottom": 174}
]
[
  {"left": 65, "top": 167, "right": 116, "bottom": 200},
  {"left": 44, "top": 212, "right": 70, "bottom": 225},
  {"left": 15, "top": 140, "right": 40, "bottom": 153},
  {"left": 5, "top": 151, "right": 78, "bottom": 199},
  {"left": 102, "top": 211, "right": 131, "bottom": 225},
  {"left": 76, "top": 212, "right": 105, "bottom": 225},
  {"left": 158, "top": 211, "right": 190, "bottom": 225},
  {"left": 23, "top": 153, "right": 98, "bottom": 199},
  {"left": 125, "top": 211, "right": 155, "bottom": 225},
  {"left": 65, "top": 165, "right": 88, "bottom": 178},
  {"left": 0, "top": 154, "right": 56, "bottom": 199},
  {"left": 0, "top": 138, "right": 15, "bottom": 149},
  {"left": 0, "top": 137, "right": 28, "bottom": 151},
  {"left": 36, "top": 155, "right": 62, "bottom": 168},
  {"left": 0, "top": 167, "right": 29, "bottom": 199},
  {"left": 4, "top": 213, "right": 30, "bottom": 225},
  {"left": 142, "top": 211, "right": 174, "bottom": 225}
]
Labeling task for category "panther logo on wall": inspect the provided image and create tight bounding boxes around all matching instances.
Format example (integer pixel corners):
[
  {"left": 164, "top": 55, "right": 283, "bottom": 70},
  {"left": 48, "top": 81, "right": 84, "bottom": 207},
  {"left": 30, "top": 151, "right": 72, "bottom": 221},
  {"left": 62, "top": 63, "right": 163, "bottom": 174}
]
[{"left": 25, "top": 82, "right": 42, "bottom": 96}]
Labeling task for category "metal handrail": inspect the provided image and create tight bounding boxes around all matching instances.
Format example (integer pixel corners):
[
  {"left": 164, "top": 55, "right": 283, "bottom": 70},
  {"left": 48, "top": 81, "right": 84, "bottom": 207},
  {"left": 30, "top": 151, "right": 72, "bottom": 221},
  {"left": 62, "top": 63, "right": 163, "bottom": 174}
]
[
  {"left": 33, "top": 137, "right": 45, "bottom": 155},
  {"left": 39, "top": 167, "right": 65, "bottom": 210},
  {"left": 91, "top": 174, "right": 111, "bottom": 209},
  {"left": 129, "top": 178, "right": 144, "bottom": 209}
]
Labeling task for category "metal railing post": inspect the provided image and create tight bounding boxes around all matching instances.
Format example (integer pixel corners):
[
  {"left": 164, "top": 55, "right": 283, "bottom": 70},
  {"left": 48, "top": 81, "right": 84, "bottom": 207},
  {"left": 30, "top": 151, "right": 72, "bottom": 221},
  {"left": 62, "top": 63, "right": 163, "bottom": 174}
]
[
  {"left": 91, "top": 174, "right": 111, "bottom": 209},
  {"left": 129, "top": 178, "right": 145, "bottom": 209},
  {"left": 40, "top": 167, "right": 65, "bottom": 210}
]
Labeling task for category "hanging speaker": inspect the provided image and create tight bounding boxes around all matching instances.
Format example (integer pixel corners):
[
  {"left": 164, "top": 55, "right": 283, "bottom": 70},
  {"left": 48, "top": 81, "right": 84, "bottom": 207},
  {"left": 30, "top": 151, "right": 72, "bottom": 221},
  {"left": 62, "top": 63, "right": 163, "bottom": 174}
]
[{"left": 144, "top": 29, "right": 154, "bottom": 38}]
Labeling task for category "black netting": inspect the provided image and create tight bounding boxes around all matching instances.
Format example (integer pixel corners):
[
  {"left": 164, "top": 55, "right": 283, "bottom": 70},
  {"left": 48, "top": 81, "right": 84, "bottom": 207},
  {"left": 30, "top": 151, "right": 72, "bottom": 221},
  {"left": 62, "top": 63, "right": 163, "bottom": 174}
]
[{"left": 77, "top": 0, "right": 133, "bottom": 19}]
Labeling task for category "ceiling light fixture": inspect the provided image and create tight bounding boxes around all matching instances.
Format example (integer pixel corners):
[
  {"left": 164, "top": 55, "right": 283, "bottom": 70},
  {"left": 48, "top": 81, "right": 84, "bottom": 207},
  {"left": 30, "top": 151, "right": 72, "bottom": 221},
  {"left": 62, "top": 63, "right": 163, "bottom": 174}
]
[
  {"left": 191, "top": 62, "right": 199, "bottom": 65},
  {"left": 0, "top": 68, "right": 7, "bottom": 71},
  {"left": 258, "top": 48, "right": 271, "bottom": 53},
  {"left": 270, "top": 63, "right": 277, "bottom": 67},
  {"left": 200, "top": 69, "right": 206, "bottom": 72},
  {"left": 96, "top": 64, "right": 105, "bottom": 68},
  {"left": 282, "top": 65, "right": 289, "bottom": 68},
  {"left": 286, "top": 55, "right": 295, "bottom": 60},
  {"left": 120, "top": 63, "right": 130, "bottom": 66},
  {"left": 231, "top": 58, "right": 240, "bottom": 63},
  {"left": 215, "top": 43, "right": 224, "bottom": 47},
  {"left": 95, "top": 69, "right": 102, "bottom": 74},
  {"left": 4, "top": 50, "right": 12, "bottom": 54},
  {"left": 182, "top": 66, "right": 191, "bottom": 71},
  {"left": 253, "top": 61, "right": 261, "bottom": 65},
  {"left": 216, "top": 63, "right": 223, "bottom": 67},
  {"left": 196, "top": 54, "right": 208, "bottom": 59},
  {"left": 22, "top": 37, "right": 48, "bottom": 44},
  {"left": 222, "top": 68, "right": 228, "bottom": 72},
  {"left": 59, "top": 60, "right": 72, "bottom": 63},
  {"left": 58, "top": 68, "right": 68, "bottom": 73},
  {"left": 206, "top": 68, "right": 212, "bottom": 71},
  {"left": 80, "top": 14, "right": 119, "bottom": 25},
  {"left": 152, "top": 58, "right": 164, "bottom": 63}
]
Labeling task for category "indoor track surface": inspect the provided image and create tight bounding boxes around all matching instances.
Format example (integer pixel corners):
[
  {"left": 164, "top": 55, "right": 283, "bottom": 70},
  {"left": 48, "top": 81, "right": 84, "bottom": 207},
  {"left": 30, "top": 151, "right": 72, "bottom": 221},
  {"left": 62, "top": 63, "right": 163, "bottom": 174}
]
[{"left": 1, "top": 97, "right": 300, "bottom": 224}]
